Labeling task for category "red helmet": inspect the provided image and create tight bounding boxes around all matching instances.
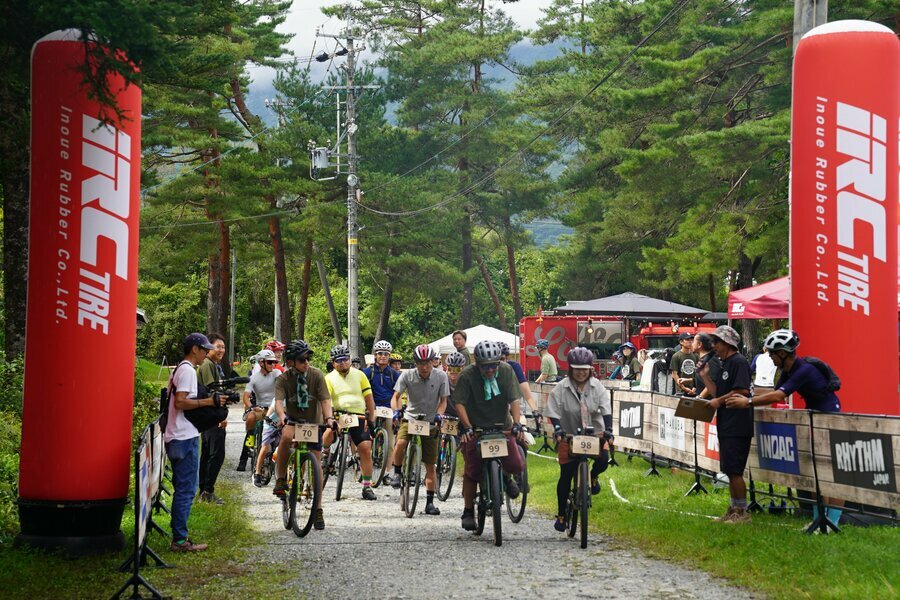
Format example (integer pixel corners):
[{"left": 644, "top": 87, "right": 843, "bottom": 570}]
[
  {"left": 266, "top": 340, "right": 286, "bottom": 352},
  {"left": 413, "top": 344, "right": 437, "bottom": 363}
]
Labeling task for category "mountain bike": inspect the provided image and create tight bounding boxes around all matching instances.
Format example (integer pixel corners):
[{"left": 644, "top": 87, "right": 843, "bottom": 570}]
[
  {"left": 435, "top": 416, "right": 459, "bottom": 501},
  {"left": 369, "top": 407, "right": 393, "bottom": 488},
  {"left": 321, "top": 412, "right": 361, "bottom": 501},
  {"left": 473, "top": 425, "right": 508, "bottom": 547},
  {"left": 281, "top": 419, "right": 325, "bottom": 538},
  {"left": 399, "top": 414, "right": 434, "bottom": 518},
  {"left": 506, "top": 435, "right": 529, "bottom": 523},
  {"left": 564, "top": 427, "right": 601, "bottom": 549},
  {"left": 247, "top": 409, "right": 265, "bottom": 485}
]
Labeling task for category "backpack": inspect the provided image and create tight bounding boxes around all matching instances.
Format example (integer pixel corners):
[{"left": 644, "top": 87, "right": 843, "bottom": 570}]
[
  {"left": 161, "top": 361, "right": 227, "bottom": 434},
  {"left": 803, "top": 356, "right": 841, "bottom": 392}
]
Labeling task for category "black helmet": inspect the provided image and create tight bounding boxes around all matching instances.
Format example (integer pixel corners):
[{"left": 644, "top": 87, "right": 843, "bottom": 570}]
[
  {"left": 284, "top": 339, "right": 313, "bottom": 361},
  {"left": 567, "top": 346, "right": 594, "bottom": 368},
  {"left": 330, "top": 344, "right": 351, "bottom": 361},
  {"left": 474, "top": 340, "right": 503, "bottom": 364}
]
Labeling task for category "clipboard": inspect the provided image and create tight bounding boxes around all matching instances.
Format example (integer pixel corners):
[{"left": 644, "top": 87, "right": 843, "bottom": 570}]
[{"left": 674, "top": 396, "right": 716, "bottom": 422}]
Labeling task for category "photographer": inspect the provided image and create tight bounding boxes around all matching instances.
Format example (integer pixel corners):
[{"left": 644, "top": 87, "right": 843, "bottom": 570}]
[{"left": 197, "top": 333, "right": 228, "bottom": 505}]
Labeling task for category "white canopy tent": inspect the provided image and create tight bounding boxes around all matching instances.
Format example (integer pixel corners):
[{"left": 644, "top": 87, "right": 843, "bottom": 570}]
[{"left": 430, "top": 324, "right": 519, "bottom": 356}]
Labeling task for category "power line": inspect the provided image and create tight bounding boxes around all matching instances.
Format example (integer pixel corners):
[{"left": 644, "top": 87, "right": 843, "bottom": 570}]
[
  {"left": 139, "top": 209, "right": 299, "bottom": 232},
  {"left": 355, "top": 0, "right": 691, "bottom": 218}
]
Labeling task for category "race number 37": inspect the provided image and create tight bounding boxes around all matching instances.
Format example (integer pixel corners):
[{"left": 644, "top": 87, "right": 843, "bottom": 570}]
[
  {"left": 408, "top": 418, "right": 430, "bottom": 436},
  {"left": 480, "top": 439, "right": 509, "bottom": 458}
]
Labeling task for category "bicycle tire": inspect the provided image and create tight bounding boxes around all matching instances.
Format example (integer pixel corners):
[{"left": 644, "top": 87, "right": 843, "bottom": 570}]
[
  {"left": 506, "top": 444, "right": 527, "bottom": 523},
  {"left": 291, "top": 452, "right": 321, "bottom": 538},
  {"left": 371, "top": 428, "right": 389, "bottom": 489},
  {"left": 405, "top": 441, "right": 421, "bottom": 518},
  {"left": 249, "top": 421, "right": 263, "bottom": 484},
  {"left": 489, "top": 459, "right": 503, "bottom": 546},
  {"left": 262, "top": 450, "right": 275, "bottom": 486},
  {"left": 579, "top": 460, "right": 590, "bottom": 549},
  {"left": 475, "top": 488, "right": 486, "bottom": 536},
  {"left": 335, "top": 432, "right": 349, "bottom": 501},
  {"left": 436, "top": 435, "right": 457, "bottom": 501},
  {"left": 282, "top": 452, "right": 295, "bottom": 530},
  {"left": 320, "top": 435, "right": 338, "bottom": 488},
  {"left": 566, "top": 473, "right": 578, "bottom": 539}
]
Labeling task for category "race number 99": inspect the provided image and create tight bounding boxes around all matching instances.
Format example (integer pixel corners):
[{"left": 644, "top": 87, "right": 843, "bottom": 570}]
[{"left": 480, "top": 439, "right": 509, "bottom": 458}]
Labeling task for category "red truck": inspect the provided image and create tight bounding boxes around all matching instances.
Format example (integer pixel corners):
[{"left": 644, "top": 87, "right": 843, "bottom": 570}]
[{"left": 516, "top": 314, "right": 717, "bottom": 379}]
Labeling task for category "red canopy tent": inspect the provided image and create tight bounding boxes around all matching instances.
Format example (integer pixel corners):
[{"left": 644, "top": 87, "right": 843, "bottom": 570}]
[{"left": 728, "top": 277, "right": 789, "bottom": 319}]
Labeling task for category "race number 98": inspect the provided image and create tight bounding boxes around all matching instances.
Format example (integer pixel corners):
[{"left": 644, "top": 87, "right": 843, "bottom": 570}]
[{"left": 571, "top": 435, "right": 600, "bottom": 456}]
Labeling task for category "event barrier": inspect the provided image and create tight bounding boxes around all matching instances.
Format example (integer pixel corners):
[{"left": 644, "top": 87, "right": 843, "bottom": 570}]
[{"left": 528, "top": 382, "right": 900, "bottom": 522}]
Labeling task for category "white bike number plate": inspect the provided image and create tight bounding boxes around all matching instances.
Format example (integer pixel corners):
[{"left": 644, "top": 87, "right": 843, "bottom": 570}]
[
  {"left": 374, "top": 407, "right": 393, "bottom": 419},
  {"left": 441, "top": 420, "right": 459, "bottom": 435},
  {"left": 480, "top": 439, "right": 508, "bottom": 458},
  {"left": 571, "top": 435, "right": 600, "bottom": 456},
  {"left": 293, "top": 424, "right": 318, "bottom": 442},
  {"left": 338, "top": 414, "right": 357, "bottom": 430},
  {"left": 408, "top": 418, "right": 430, "bottom": 436}
]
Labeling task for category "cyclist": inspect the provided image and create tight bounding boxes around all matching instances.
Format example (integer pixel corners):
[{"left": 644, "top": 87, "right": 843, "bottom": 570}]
[
  {"left": 546, "top": 347, "right": 612, "bottom": 532},
  {"left": 242, "top": 348, "right": 281, "bottom": 484},
  {"left": 386, "top": 345, "right": 449, "bottom": 515},
  {"left": 266, "top": 340, "right": 286, "bottom": 372},
  {"left": 322, "top": 344, "right": 379, "bottom": 500},
  {"left": 444, "top": 351, "right": 467, "bottom": 418},
  {"left": 617, "top": 342, "right": 641, "bottom": 381},
  {"left": 452, "top": 340, "right": 526, "bottom": 531},
  {"left": 534, "top": 338, "right": 558, "bottom": 383},
  {"left": 389, "top": 353, "right": 403, "bottom": 373},
  {"left": 272, "top": 340, "right": 336, "bottom": 530},
  {"left": 498, "top": 341, "right": 542, "bottom": 429},
  {"left": 363, "top": 340, "right": 400, "bottom": 412}
]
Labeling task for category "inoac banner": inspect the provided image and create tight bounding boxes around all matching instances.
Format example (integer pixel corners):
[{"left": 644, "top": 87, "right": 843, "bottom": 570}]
[
  {"left": 790, "top": 21, "right": 899, "bottom": 415},
  {"left": 19, "top": 30, "right": 141, "bottom": 541}
]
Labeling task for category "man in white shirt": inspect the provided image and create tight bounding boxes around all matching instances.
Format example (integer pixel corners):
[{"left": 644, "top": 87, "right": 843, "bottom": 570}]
[{"left": 166, "top": 332, "right": 225, "bottom": 552}]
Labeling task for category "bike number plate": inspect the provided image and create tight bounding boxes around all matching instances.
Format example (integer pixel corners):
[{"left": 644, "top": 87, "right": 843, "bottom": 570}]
[
  {"left": 294, "top": 424, "right": 318, "bottom": 442},
  {"left": 479, "top": 439, "right": 508, "bottom": 458},
  {"left": 441, "top": 420, "right": 459, "bottom": 435},
  {"left": 338, "top": 414, "right": 357, "bottom": 429},
  {"left": 374, "top": 407, "right": 393, "bottom": 419},
  {"left": 407, "top": 418, "right": 430, "bottom": 436},
  {"left": 571, "top": 435, "right": 600, "bottom": 456}
]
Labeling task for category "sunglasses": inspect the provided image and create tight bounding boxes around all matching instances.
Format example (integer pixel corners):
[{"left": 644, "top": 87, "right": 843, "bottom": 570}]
[
  {"left": 478, "top": 362, "right": 500, "bottom": 371},
  {"left": 447, "top": 367, "right": 462, "bottom": 374},
  {"left": 375, "top": 351, "right": 391, "bottom": 356},
  {"left": 293, "top": 357, "right": 309, "bottom": 364},
  {"left": 265, "top": 360, "right": 278, "bottom": 365},
  {"left": 334, "top": 357, "right": 350, "bottom": 363}
]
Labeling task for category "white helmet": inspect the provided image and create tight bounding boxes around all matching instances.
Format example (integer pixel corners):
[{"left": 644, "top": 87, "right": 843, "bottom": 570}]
[
  {"left": 257, "top": 349, "right": 277, "bottom": 362},
  {"left": 373, "top": 340, "right": 393, "bottom": 353},
  {"left": 763, "top": 329, "right": 799, "bottom": 353}
]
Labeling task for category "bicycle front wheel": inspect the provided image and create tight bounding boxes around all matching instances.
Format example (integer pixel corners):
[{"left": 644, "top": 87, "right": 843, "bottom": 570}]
[
  {"left": 404, "top": 441, "right": 422, "bottom": 518},
  {"left": 506, "top": 444, "right": 527, "bottom": 523},
  {"left": 489, "top": 459, "right": 503, "bottom": 546},
  {"left": 282, "top": 452, "right": 295, "bottom": 530},
  {"left": 335, "top": 434, "right": 349, "bottom": 501},
  {"left": 291, "top": 452, "right": 321, "bottom": 538},
  {"left": 566, "top": 477, "right": 578, "bottom": 539},
  {"left": 371, "top": 428, "right": 389, "bottom": 489},
  {"left": 579, "top": 460, "right": 590, "bottom": 549},
  {"left": 436, "top": 435, "right": 457, "bottom": 502}
]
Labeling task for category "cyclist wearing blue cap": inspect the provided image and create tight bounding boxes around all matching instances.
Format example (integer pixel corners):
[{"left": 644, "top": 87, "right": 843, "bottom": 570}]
[{"left": 535, "top": 338, "right": 558, "bottom": 383}]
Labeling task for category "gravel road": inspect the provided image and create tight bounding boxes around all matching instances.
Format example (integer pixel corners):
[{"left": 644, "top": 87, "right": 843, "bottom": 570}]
[{"left": 218, "top": 406, "right": 754, "bottom": 599}]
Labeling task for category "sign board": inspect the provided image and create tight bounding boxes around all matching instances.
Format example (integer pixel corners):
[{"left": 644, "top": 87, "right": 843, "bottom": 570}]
[
  {"left": 755, "top": 421, "right": 801, "bottom": 475},
  {"left": 618, "top": 401, "right": 644, "bottom": 440},
  {"left": 829, "top": 429, "right": 896, "bottom": 492},
  {"left": 657, "top": 407, "right": 686, "bottom": 451}
]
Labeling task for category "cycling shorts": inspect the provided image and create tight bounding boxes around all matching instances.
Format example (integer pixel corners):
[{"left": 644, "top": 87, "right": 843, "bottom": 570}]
[{"left": 396, "top": 421, "right": 439, "bottom": 465}]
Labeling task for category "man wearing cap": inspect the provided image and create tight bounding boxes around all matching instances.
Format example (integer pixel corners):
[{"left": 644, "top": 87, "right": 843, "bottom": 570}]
[
  {"left": 165, "top": 332, "right": 226, "bottom": 552},
  {"left": 698, "top": 325, "right": 753, "bottom": 523},
  {"left": 535, "top": 338, "right": 558, "bottom": 383},
  {"left": 670, "top": 332, "right": 698, "bottom": 395}
]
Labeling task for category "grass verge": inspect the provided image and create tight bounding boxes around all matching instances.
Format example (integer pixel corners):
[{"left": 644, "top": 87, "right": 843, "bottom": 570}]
[{"left": 525, "top": 452, "right": 899, "bottom": 599}]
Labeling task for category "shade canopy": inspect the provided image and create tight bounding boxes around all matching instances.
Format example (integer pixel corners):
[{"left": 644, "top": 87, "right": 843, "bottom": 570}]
[
  {"left": 429, "top": 324, "right": 519, "bottom": 356},
  {"left": 554, "top": 292, "right": 708, "bottom": 318},
  {"left": 727, "top": 277, "right": 789, "bottom": 319}
]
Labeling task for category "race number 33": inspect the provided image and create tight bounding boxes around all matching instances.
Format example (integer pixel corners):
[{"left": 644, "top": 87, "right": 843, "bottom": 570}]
[
  {"left": 441, "top": 419, "right": 459, "bottom": 435},
  {"left": 571, "top": 435, "right": 600, "bottom": 456},
  {"left": 480, "top": 439, "right": 509, "bottom": 458}
]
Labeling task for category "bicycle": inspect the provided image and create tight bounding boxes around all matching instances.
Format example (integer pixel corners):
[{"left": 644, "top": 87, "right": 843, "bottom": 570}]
[
  {"left": 506, "top": 434, "right": 530, "bottom": 523},
  {"left": 399, "top": 414, "right": 435, "bottom": 518},
  {"left": 563, "top": 427, "right": 602, "bottom": 549},
  {"left": 246, "top": 408, "right": 265, "bottom": 485},
  {"left": 321, "top": 411, "right": 361, "bottom": 501},
  {"left": 435, "top": 416, "right": 460, "bottom": 501},
  {"left": 280, "top": 419, "right": 325, "bottom": 537},
  {"left": 369, "top": 407, "right": 393, "bottom": 488},
  {"left": 472, "top": 425, "right": 509, "bottom": 547}
]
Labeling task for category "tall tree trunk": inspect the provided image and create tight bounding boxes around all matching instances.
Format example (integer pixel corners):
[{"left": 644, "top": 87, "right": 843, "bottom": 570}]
[
  {"left": 736, "top": 252, "right": 760, "bottom": 356},
  {"left": 707, "top": 273, "right": 717, "bottom": 313},
  {"left": 267, "top": 208, "right": 292, "bottom": 342},
  {"left": 315, "top": 244, "right": 343, "bottom": 345},
  {"left": 207, "top": 242, "right": 222, "bottom": 335},
  {"left": 216, "top": 221, "right": 230, "bottom": 334},
  {"left": 460, "top": 205, "right": 474, "bottom": 328},
  {"left": 297, "top": 238, "right": 313, "bottom": 339},
  {"left": 506, "top": 242, "right": 522, "bottom": 322},
  {"left": 375, "top": 273, "right": 394, "bottom": 343},
  {"left": 477, "top": 254, "right": 506, "bottom": 330},
  {"left": 2, "top": 162, "right": 28, "bottom": 358}
]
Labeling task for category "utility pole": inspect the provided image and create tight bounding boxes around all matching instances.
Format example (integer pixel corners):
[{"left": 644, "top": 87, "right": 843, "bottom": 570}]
[
  {"left": 793, "top": 0, "right": 827, "bottom": 55},
  {"left": 309, "top": 15, "right": 378, "bottom": 360}
]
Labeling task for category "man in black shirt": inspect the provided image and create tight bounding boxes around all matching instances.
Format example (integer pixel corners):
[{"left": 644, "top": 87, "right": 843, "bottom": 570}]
[{"left": 698, "top": 325, "right": 752, "bottom": 523}]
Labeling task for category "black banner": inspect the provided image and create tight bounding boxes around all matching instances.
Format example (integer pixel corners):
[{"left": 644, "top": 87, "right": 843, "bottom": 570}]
[
  {"left": 830, "top": 429, "right": 896, "bottom": 493},
  {"left": 618, "top": 401, "right": 643, "bottom": 440}
]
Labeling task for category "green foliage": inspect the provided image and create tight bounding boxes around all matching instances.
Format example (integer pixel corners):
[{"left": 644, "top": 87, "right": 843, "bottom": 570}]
[
  {"left": 0, "top": 410, "right": 20, "bottom": 543},
  {"left": 0, "top": 355, "right": 24, "bottom": 416},
  {"left": 136, "top": 273, "right": 206, "bottom": 364}
]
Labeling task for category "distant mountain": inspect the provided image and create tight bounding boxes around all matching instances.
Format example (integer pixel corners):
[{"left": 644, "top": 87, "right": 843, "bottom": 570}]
[{"left": 524, "top": 220, "right": 573, "bottom": 247}]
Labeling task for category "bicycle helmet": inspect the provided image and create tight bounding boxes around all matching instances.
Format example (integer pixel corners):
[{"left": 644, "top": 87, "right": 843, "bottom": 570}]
[
  {"left": 389, "top": 352, "right": 402, "bottom": 362},
  {"left": 763, "top": 329, "right": 800, "bottom": 353},
  {"left": 330, "top": 344, "right": 351, "bottom": 360},
  {"left": 474, "top": 340, "right": 503, "bottom": 364},
  {"left": 498, "top": 341, "right": 510, "bottom": 356},
  {"left": 567, "top": 347, "right": 594, "bottom": 369},
  {"left": 536, "top": 338, "right": 550, "bottom": 350},
  {"left": 445, "top": 352, "right": 466, "bottom": 368},
  {"left": 284, "top": 339, "right": 313, "bottom": 360},
  {"left": 413, "top": 344, "right": 437, "bottom": 363},
  {"left": 373, "top": 340, "right": 393, "bottom": 353},
  {"left": 257, "top": 349, "right": 277, "bottom": 362},
  {"left": 265, "top": 340, "right": 286, "bottom": 352}
]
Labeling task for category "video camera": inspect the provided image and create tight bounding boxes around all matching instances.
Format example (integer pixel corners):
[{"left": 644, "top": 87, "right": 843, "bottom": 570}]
[{"left": 206, "top": 376, "right": 250, "bottom": 404}]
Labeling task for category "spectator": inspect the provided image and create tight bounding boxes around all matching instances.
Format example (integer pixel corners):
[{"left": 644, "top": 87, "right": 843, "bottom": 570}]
[
  {"left": 670, "top": 332, "right": 699, "bottom": 395},
  {"left": 617, "top": 342, "right": 641, "bottom": 382},
  {"left": 534, "top": 338, "right": 558, "bottom": 383},
  {"left": 691, "top": 333, "right": 721, "bottom": 399},
  {"left": 197, "top": 333, "right": 227, "bottom": 505},
  {"left": 697, "top": 325, "right": 753, "bottom": 524},
  {"left": 751, "top": 348, "right": 777, "bottom": 389},
  {"left": 452, "top": 330, "right": 472, "bottom": 366},
  {"left": 165, "top": 332, "right": 224, "bottom": 552}
]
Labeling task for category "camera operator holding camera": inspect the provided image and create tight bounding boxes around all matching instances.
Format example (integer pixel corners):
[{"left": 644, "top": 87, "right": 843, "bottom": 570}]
[{"left": 197, "top": 333, "right": 229, "bottom": 505}]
